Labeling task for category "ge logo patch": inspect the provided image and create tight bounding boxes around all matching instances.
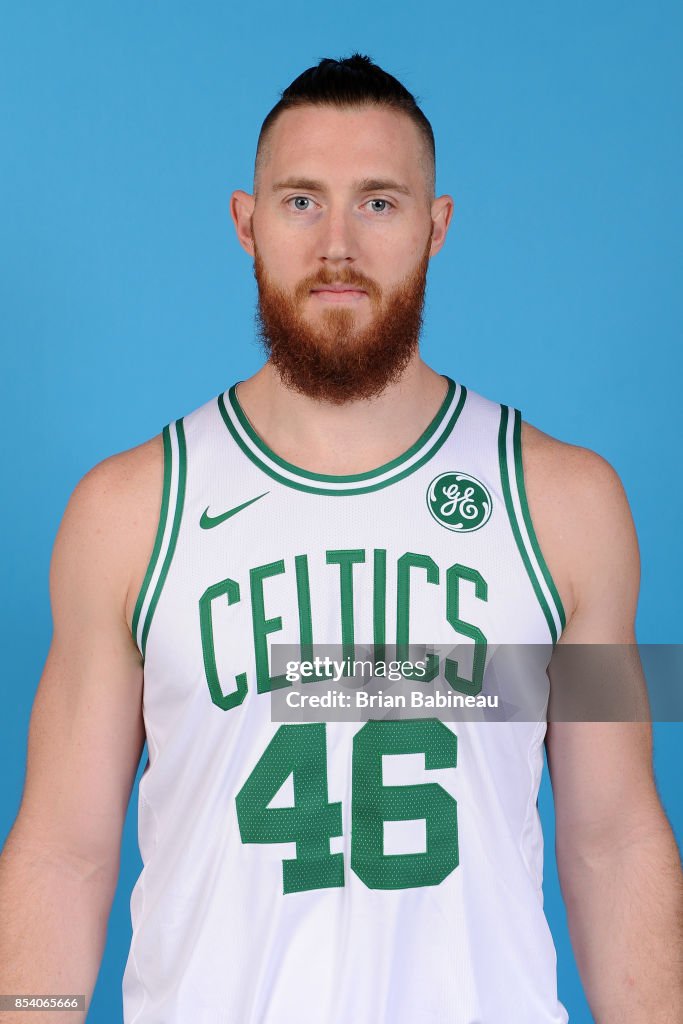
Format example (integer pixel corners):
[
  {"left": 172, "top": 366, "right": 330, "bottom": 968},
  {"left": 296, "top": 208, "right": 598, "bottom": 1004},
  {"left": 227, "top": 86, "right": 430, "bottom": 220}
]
[{"left": 427, "top": 472, "right": 493, "bottom": 533}]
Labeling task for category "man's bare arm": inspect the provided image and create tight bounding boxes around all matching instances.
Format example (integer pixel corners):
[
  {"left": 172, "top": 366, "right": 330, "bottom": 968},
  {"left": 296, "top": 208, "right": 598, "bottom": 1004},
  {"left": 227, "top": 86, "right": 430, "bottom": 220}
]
[
  {"left": 0, "top": 435, "right": 162, "bottom": 1022},
  {"left": 540, "top": 444, "right": 683, "bottom": 1022}
]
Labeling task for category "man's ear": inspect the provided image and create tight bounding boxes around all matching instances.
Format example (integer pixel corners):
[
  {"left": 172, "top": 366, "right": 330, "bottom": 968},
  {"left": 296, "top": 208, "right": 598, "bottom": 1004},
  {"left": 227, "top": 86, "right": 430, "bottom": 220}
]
[
  {"left": 429, "top": 194, "right": 455, "bottom": 257},
  {"left": 230, "top": 190, "right": 256, "bottom": 256}
]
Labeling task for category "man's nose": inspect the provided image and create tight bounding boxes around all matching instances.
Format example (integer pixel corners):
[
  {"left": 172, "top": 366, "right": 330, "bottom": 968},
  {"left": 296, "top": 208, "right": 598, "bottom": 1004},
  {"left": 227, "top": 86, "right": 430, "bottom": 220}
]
[{"left": 318, "top": 206, "right": 358, "bottom": 263}]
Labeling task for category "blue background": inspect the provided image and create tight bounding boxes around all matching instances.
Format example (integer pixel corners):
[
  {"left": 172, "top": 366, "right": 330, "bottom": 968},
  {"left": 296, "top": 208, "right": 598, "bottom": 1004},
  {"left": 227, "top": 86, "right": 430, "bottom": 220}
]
[{"left": 1, "top": 3, "right": 681, "bottom": 1021}]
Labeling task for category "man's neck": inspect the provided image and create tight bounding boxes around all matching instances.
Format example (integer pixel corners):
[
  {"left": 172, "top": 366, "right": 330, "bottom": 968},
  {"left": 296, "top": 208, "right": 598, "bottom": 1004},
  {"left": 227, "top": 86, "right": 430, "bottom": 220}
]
[{"left": 233, "top": 356, "right": 449, "bottom": 476}]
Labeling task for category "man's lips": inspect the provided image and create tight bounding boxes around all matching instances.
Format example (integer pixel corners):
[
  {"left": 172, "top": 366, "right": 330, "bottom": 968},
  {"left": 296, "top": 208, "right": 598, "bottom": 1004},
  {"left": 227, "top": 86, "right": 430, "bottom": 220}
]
[{"left": 310, "top": 285, "right": 368, "bottom": 302}]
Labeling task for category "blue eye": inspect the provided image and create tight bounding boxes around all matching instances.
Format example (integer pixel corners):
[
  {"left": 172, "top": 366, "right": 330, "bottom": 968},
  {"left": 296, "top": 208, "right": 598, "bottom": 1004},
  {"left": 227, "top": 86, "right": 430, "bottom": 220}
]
[
  {"left": 368, "top": 199, "right": 392, "bottom": 213},
  {"left": 289, "top": 196, "right": 312, "bottom": 211}
]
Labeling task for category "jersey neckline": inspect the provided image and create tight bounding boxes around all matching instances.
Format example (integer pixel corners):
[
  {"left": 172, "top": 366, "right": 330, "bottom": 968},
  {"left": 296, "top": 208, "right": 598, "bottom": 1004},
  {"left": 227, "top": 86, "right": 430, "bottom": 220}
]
[{"left": 217, "top": 375, "right": 467, "bottom": 496}]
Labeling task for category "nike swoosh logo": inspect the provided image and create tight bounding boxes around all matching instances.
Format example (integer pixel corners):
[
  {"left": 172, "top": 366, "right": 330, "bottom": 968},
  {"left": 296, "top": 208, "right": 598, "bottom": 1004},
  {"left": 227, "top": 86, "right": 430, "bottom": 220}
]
[{"left": 200, "top": 491, "right": 269, "bottom": 530}]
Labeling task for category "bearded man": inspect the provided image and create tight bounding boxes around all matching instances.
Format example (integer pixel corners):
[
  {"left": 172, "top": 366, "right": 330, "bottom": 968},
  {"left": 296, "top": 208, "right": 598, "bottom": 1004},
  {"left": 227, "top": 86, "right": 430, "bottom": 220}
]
[{"left": 1, "top": 53, "right": 681, "bottom": 1024}]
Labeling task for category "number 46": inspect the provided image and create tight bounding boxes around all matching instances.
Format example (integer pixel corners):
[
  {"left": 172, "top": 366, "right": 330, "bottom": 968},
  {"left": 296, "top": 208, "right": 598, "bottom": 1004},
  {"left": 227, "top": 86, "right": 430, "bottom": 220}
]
[{"left": 235, "top": 718, "right": 459, "bottom": 894}]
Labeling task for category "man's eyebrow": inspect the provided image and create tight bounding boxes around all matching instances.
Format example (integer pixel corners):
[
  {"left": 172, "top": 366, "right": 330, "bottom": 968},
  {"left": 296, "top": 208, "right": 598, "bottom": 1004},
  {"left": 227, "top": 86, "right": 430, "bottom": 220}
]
[{"left": 271, "top": 177, "right": 413, "bottom": 196}]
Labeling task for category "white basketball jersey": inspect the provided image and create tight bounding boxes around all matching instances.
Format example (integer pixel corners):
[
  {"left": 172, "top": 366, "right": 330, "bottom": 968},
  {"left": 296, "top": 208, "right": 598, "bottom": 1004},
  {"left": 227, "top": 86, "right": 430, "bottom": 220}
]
[{"left": 122, "top": 375, "right": 569, "bottom": 1024}]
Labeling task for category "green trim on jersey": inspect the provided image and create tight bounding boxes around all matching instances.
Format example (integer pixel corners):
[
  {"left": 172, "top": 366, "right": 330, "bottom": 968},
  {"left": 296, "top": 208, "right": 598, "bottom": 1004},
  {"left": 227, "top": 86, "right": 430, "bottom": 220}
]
[
  {"left": 511, "top": 409, "right": 567, "bottom": 634},
  {"left": 131, "top": 425, "right": 173, "bottom": 651},
  {"left": 217, "top": 376, "right": 467, "bottom": 496},
  {"left": 498, "top": 405, "right": 566, "bottom": 645},
  {"left": 132, "top": 418, "right": 188, "bottom": 660}
]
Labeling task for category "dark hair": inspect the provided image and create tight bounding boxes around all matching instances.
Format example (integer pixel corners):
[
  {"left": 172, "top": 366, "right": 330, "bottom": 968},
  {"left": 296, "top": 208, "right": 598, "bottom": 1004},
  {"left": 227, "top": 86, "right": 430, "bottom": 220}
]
[{"left": 254, "top": 53, "right": 435, "bottom": 195}]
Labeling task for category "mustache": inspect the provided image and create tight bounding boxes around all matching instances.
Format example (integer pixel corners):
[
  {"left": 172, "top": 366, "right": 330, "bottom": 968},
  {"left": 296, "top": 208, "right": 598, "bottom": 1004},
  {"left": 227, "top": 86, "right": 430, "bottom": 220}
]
[{"left": 294, "top": 270, "right": 381, "bottom": 302}]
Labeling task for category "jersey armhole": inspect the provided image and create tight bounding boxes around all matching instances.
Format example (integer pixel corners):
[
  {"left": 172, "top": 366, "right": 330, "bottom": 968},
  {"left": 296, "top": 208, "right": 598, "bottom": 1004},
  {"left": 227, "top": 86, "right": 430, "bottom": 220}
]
[
  {"left": 497, "top": 405, "right": 567, "bottom": 646},
  {"left": 131, "top": 418, "right": 187, "bottom": 661}
]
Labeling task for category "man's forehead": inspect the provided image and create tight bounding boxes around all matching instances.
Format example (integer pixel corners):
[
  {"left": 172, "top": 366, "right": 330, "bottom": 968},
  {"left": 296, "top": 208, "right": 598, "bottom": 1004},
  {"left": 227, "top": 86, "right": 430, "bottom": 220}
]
[{"left": 262, "top": 105, "right": 426, "bottom": 182}]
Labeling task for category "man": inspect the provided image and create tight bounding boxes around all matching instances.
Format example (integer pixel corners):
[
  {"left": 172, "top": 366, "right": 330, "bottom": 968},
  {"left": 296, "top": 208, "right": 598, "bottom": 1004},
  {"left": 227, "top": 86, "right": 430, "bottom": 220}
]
[{"left": 0, "top": 54, "right": 680, "bottom": 1024}]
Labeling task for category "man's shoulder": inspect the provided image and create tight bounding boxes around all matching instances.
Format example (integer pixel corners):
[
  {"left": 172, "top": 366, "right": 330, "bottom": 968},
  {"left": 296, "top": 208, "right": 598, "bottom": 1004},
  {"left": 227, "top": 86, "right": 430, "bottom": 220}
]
[
  {"left": 520, "top": 419, "right": 638, "bottom": 630},
  {"left": 59, "top": 433, "right": 165, "bottom": 637},
  {"left": 71, "top": 433, "right": 164, "bottom": 526},
  {"left": 68, "top": 389, "right": 231, "bottom": 635},
  {"left": 521, "top": 418, "right": 625, "bottom": 489}
]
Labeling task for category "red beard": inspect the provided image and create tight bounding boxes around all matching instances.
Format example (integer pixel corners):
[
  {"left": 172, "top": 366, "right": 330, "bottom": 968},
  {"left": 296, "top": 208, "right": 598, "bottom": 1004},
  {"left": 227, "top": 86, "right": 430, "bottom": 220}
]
[{"left": 252, "top": 231, "right": 433, "bottom": 405}]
